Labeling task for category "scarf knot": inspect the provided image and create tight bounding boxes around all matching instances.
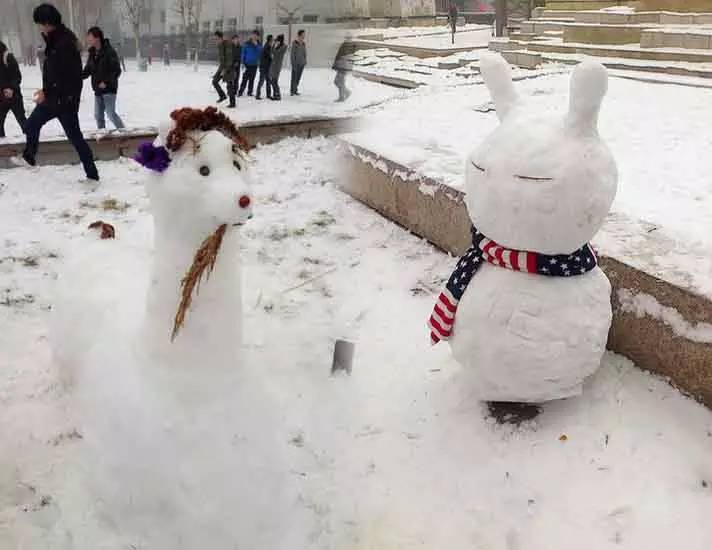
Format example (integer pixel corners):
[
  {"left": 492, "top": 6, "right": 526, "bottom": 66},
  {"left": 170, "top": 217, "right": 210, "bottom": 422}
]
[{"left": 428, "top": 227, "right": 598, "bottom": 345}]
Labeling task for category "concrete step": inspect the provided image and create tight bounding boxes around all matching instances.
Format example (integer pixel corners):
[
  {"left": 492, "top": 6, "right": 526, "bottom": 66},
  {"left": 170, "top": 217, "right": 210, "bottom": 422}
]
[
  {"left": 539, "top": 10, "right": 712, "bottom": 25},
  {"left": 561, "top": 22, "right": 649, "bottom": 45},
  {"left": 524, "top": 39, "right": 712, "bottom": 63},
  {"left": 520, "top": 20, "right": 568, "bottom": 33},
  {"left": 541, "top": 50, "right": 712, "bottom": 77},
  {"left": 641, "top": 27, "right": 712, "bottom": 49},
  {"left": 349, "top": 39, "right": 488, "bottom": 59},
  {"left": 502, "top": 49, "right": 544, "bottom": 69}
]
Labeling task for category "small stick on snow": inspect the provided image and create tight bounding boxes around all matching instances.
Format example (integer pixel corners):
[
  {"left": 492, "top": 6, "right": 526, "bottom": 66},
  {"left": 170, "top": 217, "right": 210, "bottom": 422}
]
[{"left": 280, "top": 267, "right": 338, "bottom": 295}]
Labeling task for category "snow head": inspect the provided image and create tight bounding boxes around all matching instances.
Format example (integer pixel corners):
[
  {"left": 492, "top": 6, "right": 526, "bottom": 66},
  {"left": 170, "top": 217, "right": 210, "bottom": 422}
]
[
  {"left": 145, "top": 107, "right": 253, "bottom": 243},
  {"left": 139, "top": 107, "right": 253, "bottom": 364},
  {"left": 466, "top": 54, "right": 618, "bottom": 254}
]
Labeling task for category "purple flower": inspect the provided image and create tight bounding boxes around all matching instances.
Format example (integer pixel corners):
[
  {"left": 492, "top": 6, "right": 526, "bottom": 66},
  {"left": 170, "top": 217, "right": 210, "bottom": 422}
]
[{"left": 134, "top": 142, "right": 171, "bottom": 173}]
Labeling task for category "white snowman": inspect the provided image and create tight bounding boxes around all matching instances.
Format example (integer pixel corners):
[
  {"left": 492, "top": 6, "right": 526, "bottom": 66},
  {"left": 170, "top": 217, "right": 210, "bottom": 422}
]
[{"left": 429, "top": 54, "right": 618, "bottom": 403}]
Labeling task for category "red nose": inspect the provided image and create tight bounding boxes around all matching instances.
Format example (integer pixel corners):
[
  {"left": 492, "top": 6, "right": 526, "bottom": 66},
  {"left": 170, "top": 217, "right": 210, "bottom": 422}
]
[{"left": 238, "top": 195, "right": 251, "bottom": 209}]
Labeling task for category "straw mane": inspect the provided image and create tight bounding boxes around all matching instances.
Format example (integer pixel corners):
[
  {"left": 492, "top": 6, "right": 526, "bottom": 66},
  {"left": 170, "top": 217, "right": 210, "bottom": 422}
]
[{"left": 172, "top": 224, "right": 228, "bottom": 342}]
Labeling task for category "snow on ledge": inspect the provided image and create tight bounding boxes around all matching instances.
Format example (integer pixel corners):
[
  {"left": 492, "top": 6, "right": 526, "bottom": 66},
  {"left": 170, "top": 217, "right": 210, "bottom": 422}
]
[{"left": 617, "top": 288, "right": 712, "bottom": 344}]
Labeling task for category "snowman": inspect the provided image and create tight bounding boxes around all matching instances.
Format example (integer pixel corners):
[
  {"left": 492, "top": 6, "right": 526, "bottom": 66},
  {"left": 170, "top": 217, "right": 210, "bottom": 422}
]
[
  {"left": 49, "top": 107, "right": 306, "bottom": 548},
  {"left": 428, "top": 54, "right": 618, "bottom": 405}
]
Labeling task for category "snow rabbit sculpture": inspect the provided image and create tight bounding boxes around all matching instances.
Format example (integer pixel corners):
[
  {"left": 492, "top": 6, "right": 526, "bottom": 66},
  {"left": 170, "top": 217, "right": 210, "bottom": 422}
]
[{"left": 429, "top": 54, "right": 618, "bottom": 403}]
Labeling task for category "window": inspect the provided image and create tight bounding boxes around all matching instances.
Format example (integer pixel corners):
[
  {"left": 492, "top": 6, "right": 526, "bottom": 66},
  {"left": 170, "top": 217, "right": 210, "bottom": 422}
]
[
  {"left": 303, "top": 14, "right": 318, "bottom": 23},
  {"left": 228, "top": 18, "right": 237, "bottom": 31},
  {"left": 170, "top": 25, "right": 177, "bottom": 34},
  {"left": 255, "top": 16, "right": 264, "bottom": 25},
  {"left": 215, "top": 19, "right": 223, "bottom": 30},
  {"left": 160, "top": 10, "right": 166, "bottom": 24},
  {"left": 202, "top": 21, "right": 211, "bottom": 31}
]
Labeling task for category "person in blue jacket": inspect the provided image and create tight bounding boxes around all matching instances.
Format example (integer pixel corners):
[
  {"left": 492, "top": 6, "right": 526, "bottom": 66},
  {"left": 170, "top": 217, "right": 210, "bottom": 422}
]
[{"left": 238, "top": 30, "right": 262, "bottom": 97}]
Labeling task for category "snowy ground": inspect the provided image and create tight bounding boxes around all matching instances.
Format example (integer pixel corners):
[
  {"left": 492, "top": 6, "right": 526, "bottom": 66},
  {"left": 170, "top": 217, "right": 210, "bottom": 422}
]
[
  {"left": 1, "top": 138, "right": 712, "bottom": 548},
  {"left": 385, "top": 26, "right": 493, "bottom": 49},
  {"left": 0, "top": 61, "right": 403, "bottom": 140}
]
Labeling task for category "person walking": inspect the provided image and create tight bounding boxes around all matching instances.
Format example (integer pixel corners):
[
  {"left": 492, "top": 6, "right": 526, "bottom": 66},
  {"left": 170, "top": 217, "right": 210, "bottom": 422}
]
[
  {"left": 212, "top": 31, "right": 235, "bottom": 106},
  {"left": 290, "top": 30, "right": 307, "bottom": 96},
  {"left": 0, "top": 41, "right": 28, "bottom": 138},
  {"left": 12, "top": 4, "right": 99, "bottom": 182},
  {"left": 82, "top": 27, "right": 125, "bottom": 130},
  {"left": 332, "top": 40, "right": 356, "bottom": 103},
  {"left": 448, "top": 2, "right": 459, "bottom": 44},
  {"left": 255, "top": 34, "right": 273, "bottom": 100},
  {"left": 163, "top": 43, "right": 170, "bottom": 66},
  {"left": 116, "top": 40, "right": 126, "bottom": 71},
  {"left": 269, "top": 34, "right": 287, "bottom": 101},
  {"left": 231, "top": 34, "right": 241, "bottom": 98},
  {"left": 238, "top": 30, "right": 261, "bottom": 98}
]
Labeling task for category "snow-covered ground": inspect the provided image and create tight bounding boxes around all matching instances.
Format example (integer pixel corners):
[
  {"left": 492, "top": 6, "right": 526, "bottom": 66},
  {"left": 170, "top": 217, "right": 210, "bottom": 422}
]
[
  {"left": 385, "top": 26, "right": 493, "bottom": 48},
  {"left": 1, "top": 138, "right": 712, "bottom": 549},
  {"left": 0, "top": 61, "right": 403, "bottom": 140}
]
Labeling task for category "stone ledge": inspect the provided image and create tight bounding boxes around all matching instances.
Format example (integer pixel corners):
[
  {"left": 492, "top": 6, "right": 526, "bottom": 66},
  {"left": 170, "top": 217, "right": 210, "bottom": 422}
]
[
  {"left": 0, "top": 116, "right": 360, "bottom": 169},
  {"left": 339, "top": 141, "right": 712, "bottom": 408}
]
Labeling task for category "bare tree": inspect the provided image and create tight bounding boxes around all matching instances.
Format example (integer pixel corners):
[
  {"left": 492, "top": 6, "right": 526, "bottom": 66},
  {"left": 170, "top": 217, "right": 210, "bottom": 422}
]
[
  {"left": 173, "top": 0, "right": 202, "bottom": 66},
  {"left": 120, "top": 0, "right": 146, "bottom": 68},
  {"left": 277, "top": 3, "right": 302, "bottom": 48},
  {"left": 192, "top": 0, "right": 203, "bottom": 71}
]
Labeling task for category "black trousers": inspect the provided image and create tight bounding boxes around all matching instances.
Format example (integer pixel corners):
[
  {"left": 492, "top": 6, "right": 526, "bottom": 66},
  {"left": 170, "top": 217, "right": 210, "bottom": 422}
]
[
  {"left": 239, "top": 65, "right": 258, "bottom": 96},
  {"left": 24, "top": 102, "right": 98, "bottom": 180},
  {"left": 271, "top": 76, "right": 281, "bottom": 100},
  {"left": 0, "top": 96, "right": 27, "bottom": 137},
  {"left": 290, "top": 64, "right": 305, "bottom": 95},
  {"left": 256, "top": 67, "right": 272, "bottom": 98},
  {"left": 213, "top": 69, "right": 236, "bottom": 104},
  {"left": 212, "top": 69, "right": 226, "bottom": 99}
]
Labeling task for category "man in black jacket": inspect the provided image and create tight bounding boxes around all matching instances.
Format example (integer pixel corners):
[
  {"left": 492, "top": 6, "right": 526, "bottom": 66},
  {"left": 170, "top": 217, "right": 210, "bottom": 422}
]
[
  {"left": 0, "top": 41, "right": 27, "bottom": 138},
  {"left": 14, "top": 4, "right": 98, "bottom": 181},
  {"left": 255, "top": 34, "right": 273, "bottom": 100},
  {"left": 82, "top": 26, "right": 125, "bottom": 130},
  {"left": 231, "top": 35, "right": 241, "bottom": 98}
]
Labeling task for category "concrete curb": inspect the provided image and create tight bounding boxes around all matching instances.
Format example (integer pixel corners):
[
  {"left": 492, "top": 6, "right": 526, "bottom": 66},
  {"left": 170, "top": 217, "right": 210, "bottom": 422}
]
[
  {"left": 0, "top": 116, "right": 361, "bottom": 169},
  {"left": 340, "top": 141, "right": 712, "bottom": 408}
]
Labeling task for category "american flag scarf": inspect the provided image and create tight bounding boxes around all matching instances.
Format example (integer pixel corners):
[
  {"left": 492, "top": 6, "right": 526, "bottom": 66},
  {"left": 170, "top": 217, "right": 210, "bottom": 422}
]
[{"left": 428, "top": 226, "right": 598, "bottom": 345}]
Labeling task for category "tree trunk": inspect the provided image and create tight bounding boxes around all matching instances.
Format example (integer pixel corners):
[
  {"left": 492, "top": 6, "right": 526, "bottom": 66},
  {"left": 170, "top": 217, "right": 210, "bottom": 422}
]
[
  {"left": 185, "top": 25, "right": 192, "bottom": 64},
  {"left": 495, "top": 0, "right": 508, "bottom": 37},
  {"left": 134, "top": 22, "right": 146, "bottom": 71}
]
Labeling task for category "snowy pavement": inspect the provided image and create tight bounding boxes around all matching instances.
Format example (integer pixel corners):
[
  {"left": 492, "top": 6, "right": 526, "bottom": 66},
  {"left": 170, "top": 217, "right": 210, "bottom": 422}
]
[{"left": 1, "top": 138, "right": 711, "bottom": 548}]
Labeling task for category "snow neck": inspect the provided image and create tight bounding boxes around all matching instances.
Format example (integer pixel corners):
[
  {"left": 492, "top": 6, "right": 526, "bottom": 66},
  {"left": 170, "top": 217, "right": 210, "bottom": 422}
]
[{"left": 143, "top": 208, "right": 243, "bottom": 367}]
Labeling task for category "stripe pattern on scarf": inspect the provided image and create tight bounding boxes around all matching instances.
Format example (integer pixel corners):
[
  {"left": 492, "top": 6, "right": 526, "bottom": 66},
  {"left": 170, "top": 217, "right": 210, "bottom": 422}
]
[{"left": 428, "top": 227, "right": 598, "bottom": 345}]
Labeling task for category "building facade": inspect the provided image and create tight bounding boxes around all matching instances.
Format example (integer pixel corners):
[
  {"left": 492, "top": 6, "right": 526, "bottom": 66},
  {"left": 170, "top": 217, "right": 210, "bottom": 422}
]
[{"left": 141, "top": 0, "right": 437, "bottom": 38}]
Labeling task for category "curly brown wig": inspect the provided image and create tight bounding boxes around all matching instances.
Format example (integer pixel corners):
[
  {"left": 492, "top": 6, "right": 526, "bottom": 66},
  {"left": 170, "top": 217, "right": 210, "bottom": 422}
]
[{"left": 165, "top": 106, "right": 251, "bottom": 154}]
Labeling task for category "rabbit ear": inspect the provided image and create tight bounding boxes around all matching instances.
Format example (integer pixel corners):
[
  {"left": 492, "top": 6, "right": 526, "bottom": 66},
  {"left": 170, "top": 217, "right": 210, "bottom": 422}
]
[
  {"left": 479, "top": 53, "right": 518, "bottom": 121},
  {"left": 567, "top": 60, "right": 608, "bottom": 134}
]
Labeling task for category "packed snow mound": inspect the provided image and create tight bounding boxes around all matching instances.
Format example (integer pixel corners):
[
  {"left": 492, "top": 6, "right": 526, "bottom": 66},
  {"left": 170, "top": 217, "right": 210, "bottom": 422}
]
[
  {"left": 449, "top": 54, "right": 618, "bottom": 402},
  {"left": 48, "top": 109, "right": 306, "bottom": 548}
]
